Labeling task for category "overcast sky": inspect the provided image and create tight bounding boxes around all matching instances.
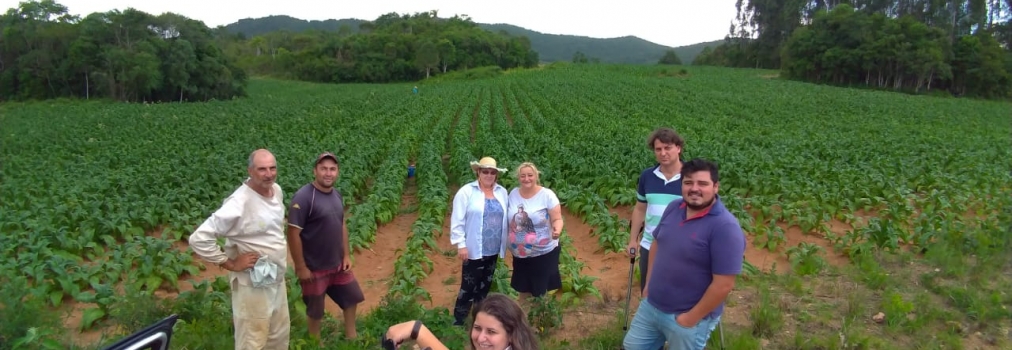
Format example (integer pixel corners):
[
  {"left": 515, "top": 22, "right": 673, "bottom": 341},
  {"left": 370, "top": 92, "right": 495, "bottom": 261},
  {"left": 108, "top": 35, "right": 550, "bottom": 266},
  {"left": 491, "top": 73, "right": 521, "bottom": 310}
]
[{"left": 1, "top": 0, "right": 738, "bottom": 47}]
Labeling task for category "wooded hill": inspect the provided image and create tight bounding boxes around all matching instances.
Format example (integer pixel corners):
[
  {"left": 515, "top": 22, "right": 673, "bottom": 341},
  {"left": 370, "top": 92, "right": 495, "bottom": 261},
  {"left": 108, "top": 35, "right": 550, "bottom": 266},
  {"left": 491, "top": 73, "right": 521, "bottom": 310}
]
[
  {"left": 222, "top": 15, "right": 720, "bottom": 64},
  {"left": 216, "top": 12, "right": 540, "bottom": 84},
  {"left": 0, "top": 1, "right": 541, "bottom": 101},
  {"left": 694, "top": 0, "right": 1012, "bottom": 99}
]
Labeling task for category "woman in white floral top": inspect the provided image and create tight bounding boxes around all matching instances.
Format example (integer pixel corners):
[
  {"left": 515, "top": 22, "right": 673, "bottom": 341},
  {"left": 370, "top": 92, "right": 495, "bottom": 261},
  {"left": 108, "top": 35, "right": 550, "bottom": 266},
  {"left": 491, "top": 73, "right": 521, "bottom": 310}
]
[{"left": 505, "top": 162, "right": 564, "bottom": 306}]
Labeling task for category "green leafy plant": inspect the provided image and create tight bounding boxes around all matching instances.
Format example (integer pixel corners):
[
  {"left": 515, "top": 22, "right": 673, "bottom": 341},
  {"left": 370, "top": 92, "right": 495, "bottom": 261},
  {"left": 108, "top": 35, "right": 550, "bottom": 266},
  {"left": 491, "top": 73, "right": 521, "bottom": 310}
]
[
  {"left": 527, "top": 295, "right": 563, "bottom": 336},
  {"left": 785, "top": 242, "right": 827, "bottom": 276}
]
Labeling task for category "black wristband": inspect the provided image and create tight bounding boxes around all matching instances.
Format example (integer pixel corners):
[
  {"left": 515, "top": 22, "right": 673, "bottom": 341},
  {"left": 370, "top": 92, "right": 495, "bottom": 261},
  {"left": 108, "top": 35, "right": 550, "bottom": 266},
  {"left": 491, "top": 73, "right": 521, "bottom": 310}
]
[{"left": 411, "top": 320, "right": 422, "bottom": 340}]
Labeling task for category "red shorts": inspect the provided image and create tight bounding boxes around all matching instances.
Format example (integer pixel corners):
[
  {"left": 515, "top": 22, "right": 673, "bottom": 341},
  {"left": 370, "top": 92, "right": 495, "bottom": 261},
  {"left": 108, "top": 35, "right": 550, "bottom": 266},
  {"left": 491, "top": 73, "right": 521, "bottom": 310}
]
[
  {"left": 299, "top": 267, "right": 356, "bottom": 296},
  {"left": 299, "top": 267, "right": 364, "bottom": 319}
]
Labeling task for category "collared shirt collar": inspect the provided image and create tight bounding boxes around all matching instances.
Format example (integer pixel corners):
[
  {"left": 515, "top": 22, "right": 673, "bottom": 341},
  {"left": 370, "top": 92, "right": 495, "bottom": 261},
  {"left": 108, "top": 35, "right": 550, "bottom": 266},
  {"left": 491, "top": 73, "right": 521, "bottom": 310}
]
[
  {"left": 679, "top": 195, "right": 725, "bottom": 222},
  {"left": 468, "top": 180, "right": 504, "bottom": 192},
  {"left": 651, "top": 163, "right": 682, "bottom": 184}
]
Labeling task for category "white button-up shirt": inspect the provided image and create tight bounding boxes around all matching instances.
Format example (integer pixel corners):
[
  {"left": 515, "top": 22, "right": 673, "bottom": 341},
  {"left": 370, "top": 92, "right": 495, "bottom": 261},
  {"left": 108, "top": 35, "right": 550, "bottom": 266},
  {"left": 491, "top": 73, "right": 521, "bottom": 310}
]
[{"left": 449, "top": 180, "right": 509, "bottom": 260}]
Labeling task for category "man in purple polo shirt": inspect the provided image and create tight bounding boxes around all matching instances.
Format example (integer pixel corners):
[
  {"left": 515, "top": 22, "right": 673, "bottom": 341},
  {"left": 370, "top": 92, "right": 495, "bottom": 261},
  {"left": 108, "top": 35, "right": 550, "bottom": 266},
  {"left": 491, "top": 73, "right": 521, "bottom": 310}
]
[{"left": 623, "top": 158, "right": 745, "bottom": 350}]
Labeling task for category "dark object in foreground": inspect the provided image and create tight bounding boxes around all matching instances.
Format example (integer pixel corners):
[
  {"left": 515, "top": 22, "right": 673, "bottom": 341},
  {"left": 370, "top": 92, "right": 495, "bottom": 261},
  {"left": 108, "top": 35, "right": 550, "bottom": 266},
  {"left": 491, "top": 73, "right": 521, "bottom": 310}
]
[
  {"left": 381, "top": 334, "right": 397, "bottom": 350},
  {"left": 102, "top": 314, "right": 179, "bottom": 350}
]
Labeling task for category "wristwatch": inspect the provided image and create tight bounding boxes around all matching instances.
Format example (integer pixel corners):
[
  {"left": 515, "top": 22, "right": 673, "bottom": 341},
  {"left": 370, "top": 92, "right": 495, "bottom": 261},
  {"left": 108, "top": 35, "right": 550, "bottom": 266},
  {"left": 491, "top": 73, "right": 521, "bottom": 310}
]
[{"left": 411, "top": 320, "right": 422, "bottom": 340}]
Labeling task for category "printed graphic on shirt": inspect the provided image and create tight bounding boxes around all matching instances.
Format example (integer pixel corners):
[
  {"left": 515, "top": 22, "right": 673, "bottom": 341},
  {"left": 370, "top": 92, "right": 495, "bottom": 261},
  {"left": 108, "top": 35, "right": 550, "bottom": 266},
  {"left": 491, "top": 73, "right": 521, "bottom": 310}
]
[{"left": 507, "top": 204, "right": 552, "bottom": 258}]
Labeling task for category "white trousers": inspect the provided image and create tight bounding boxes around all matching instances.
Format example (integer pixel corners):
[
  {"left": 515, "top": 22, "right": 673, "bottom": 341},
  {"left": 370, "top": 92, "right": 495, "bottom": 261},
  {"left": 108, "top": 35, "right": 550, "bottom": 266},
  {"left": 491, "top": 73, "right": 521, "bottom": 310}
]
[{"left": 231, "top": 280, "right": 290, "bottom": 350}]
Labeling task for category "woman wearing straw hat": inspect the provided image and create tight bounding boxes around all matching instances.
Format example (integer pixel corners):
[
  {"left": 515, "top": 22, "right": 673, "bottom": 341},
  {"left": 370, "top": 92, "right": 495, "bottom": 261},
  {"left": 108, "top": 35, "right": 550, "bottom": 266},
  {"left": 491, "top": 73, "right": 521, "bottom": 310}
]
[
  {"left": 505, "top": 162, "right": 563, "bottom": 307},
  {"left": 449, "top": 156, "right": 510, "bottom": 326}
]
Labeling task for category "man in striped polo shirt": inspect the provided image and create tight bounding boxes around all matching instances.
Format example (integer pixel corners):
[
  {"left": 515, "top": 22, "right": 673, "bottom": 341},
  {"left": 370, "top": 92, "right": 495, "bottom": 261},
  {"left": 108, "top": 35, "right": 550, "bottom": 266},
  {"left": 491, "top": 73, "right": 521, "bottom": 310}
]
[{"left": 626, "top": 127, "right": 685, "bottom": 292}]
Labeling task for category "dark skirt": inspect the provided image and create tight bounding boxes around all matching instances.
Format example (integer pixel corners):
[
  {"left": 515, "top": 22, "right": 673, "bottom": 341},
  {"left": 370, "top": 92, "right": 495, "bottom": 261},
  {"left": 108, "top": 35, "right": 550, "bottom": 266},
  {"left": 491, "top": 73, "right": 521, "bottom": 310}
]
[{"left": 511, "top": 245, "right": 562, "bottom": 297}]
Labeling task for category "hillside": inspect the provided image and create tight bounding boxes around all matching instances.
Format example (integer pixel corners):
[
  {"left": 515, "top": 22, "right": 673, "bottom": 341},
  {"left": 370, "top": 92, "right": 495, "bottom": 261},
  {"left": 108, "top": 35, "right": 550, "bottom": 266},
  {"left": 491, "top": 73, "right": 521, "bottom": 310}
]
[
  {"left": 664, "top": 39, "right": 725, "bottom": 64},
  {"left": 479, "top": 23, "right": 680, "bottom": 64},
  {"left": 221, "top": 15, "right": 722, "bottom": 64},
  {"left": 225, "top": 15, "right": 365, "bottom": 37}
]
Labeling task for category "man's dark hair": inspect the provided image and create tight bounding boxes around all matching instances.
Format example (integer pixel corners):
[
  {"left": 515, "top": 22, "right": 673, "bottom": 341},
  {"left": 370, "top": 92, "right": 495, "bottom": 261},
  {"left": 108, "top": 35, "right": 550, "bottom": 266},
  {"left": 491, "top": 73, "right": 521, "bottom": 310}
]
[
  {"left": 646, "top": 127, "right": 685, "bottom": 149},
  {"left": 681, "top": 158, "right": 719, "bottom": 183}
]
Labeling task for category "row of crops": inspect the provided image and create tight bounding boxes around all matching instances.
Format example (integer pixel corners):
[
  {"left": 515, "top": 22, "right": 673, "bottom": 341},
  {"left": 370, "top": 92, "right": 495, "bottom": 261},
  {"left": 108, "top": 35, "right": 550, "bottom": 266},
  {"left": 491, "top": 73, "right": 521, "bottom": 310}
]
[{"left": 2, "top": 65, "right": 1010, "bottom": 332}]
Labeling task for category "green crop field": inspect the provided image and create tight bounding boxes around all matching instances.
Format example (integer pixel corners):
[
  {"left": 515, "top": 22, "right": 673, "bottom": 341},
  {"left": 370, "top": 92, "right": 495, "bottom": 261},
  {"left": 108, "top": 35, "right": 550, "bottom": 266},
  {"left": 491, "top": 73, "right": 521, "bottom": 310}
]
[{"left": 2, "top": 64, "right": 1010, "bottom": 349}]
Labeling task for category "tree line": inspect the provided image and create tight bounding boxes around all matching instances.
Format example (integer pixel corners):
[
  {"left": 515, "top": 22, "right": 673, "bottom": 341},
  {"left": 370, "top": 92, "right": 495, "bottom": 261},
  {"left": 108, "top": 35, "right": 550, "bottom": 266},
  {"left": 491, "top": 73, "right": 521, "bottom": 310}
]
[
  {"left": 217, "top": 11, "right": 540, "bottom": 84},
  {"left": 0, "top": 1, "right": 539, "bottom": 102},
  {"left": 225, "top": 17, "right": 681, "bottom": 65},
  {"left": 693, "top": 0, "right": 1012, "bottom": 99},
  {"left": 0, "top": 0, "right": 247, "bottom": 103}
]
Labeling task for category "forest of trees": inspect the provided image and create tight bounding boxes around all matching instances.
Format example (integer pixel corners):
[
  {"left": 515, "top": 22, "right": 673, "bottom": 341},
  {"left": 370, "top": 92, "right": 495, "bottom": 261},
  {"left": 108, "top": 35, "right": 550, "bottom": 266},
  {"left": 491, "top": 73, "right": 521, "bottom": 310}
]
[
  {"left": 224, "top": 18, "right": 684, "bottom": 65},
  {"left": 693, "top": 0, "right": 1012, "bottom": 99},
  {"left": 215, "top": 11, "right": 540, "bottom": 83},
  {"left": 0, "top": 1, "right": 539, "bottom": 102},
  {"left": 0, "top": 0, "right": 247, "bottom": 102}
]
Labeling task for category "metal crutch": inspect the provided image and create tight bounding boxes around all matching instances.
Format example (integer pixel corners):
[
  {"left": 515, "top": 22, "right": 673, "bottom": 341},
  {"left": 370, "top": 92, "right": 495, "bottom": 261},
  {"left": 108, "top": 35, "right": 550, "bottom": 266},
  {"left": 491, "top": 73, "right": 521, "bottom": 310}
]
[
  {"left": 620, "top": 247, "right": 636, "bottom": 350},
  {"left": 718, "top": 318, "right": 725, "bottom": 350},
  {"left": 624, "top": 223, "right": 643, "bottom": 333},
  {"left": 621, "top": 223, "right": 643, "bottom": 350},
  {"left": 623, "top": 246, "right": 636, "bottom": 331}
]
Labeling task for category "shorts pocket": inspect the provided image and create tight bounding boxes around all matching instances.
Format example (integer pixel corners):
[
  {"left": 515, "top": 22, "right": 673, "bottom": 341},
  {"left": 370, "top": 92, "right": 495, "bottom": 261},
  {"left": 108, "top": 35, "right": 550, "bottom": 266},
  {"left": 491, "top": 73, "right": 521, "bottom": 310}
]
[{"left": 671, "top": 313, "right": 703, "bottom": 331}]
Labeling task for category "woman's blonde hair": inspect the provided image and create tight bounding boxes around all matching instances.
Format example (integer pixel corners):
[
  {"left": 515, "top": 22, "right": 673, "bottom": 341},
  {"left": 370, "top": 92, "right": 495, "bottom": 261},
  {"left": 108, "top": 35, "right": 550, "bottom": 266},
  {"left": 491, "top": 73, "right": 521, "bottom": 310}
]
[{"left": 515, "top": 162, "right": 540, "bottom": 185}]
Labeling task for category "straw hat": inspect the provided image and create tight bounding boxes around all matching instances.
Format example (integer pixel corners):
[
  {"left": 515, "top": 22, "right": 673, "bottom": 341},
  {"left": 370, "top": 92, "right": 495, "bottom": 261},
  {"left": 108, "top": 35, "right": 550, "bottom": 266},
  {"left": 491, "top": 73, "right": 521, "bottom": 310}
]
[{"left": 470, "top": 157, "right": 507, "bottom": 173}]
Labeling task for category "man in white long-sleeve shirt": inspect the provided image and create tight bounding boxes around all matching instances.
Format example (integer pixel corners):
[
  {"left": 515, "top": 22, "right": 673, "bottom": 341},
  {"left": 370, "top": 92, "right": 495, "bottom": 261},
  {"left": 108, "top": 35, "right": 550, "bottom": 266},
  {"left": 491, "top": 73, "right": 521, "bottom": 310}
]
[{"left": 188, "top": 148, "right": 290, "bottom": 350}]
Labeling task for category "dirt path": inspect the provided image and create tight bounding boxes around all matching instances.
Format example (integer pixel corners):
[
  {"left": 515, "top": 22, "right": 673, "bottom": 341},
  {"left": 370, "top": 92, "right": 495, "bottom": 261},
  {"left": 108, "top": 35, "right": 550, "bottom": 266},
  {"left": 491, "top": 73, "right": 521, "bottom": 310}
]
[
  {"left": 419, "top": 212, "right": 464, "bottom": 311},
  {"left": 342, "top": 183, "right": 419, "bottom": 316},
  {"left": 413, "top": 186, "right": 467, "bottom": 312},
  {"left": 339, "top": 212, "right": 417, "bottom": 316},
  {"left": 560, "top": 208, "right": 636, "bottom": 303}
]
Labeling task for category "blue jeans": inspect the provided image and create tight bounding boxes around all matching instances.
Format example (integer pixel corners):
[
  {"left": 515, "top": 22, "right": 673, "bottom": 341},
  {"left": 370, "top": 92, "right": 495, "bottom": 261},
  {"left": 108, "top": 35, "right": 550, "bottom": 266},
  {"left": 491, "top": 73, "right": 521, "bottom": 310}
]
[{"left": 623, "top": 300, "right": 721, "bottom": 350}]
